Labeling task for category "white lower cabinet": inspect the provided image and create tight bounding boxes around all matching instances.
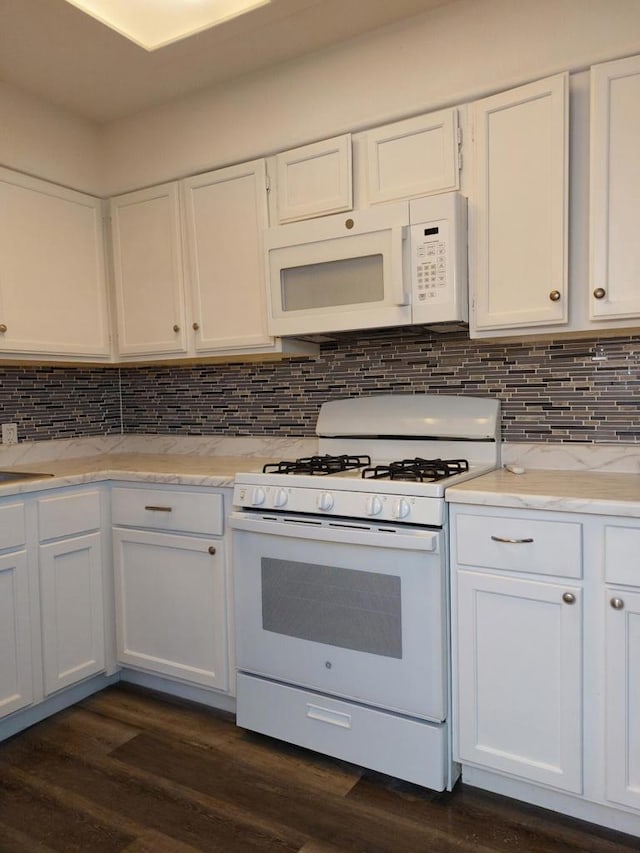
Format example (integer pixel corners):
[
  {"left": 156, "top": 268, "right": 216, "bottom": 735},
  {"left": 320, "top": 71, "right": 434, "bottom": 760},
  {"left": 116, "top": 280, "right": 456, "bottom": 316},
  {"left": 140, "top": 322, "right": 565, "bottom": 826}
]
[
  {"left": 111, "top": 486, "right": 229, "bottom": 692},
  {"left": 37, "top": 488, "right": 107, "bottom": 696},
  {"left": 605, "top": 587, "right": 640, "bottom": 810},
  {"left": 457, "top": 570, "right": 582, "bottom": 792},
  {"left": 0, "top": 549, "right": 33, "bottom": 718},
  {"left": 39, "top": 532, "right": 105, "bottom": 695}
]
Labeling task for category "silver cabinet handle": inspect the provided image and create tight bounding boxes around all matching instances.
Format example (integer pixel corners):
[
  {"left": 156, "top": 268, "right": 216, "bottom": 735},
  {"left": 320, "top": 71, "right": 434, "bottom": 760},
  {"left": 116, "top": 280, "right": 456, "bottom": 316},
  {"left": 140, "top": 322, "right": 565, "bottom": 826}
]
[
  {"left": 490, "top": 535, "right": 534, "bottom": 544},
  {"left": 610, "top": 597, "right": 625, "bottom": 610},
  {"left": 144, "top": 505, "right": 172, "bottom": 512},
  {"left": 562, "top": 592, "right": 576, "bottom": 604}
]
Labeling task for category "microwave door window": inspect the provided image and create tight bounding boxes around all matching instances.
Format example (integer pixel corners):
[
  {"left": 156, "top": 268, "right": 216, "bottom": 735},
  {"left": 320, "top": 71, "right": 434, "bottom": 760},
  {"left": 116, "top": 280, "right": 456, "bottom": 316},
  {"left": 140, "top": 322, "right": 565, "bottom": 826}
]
[{"left": 281, "top": 254, "right": 384, "bottom": 312}]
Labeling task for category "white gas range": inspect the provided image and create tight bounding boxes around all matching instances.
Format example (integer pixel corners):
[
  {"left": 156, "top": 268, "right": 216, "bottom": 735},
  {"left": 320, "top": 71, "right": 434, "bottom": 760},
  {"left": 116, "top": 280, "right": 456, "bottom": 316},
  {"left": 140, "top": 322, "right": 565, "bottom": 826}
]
[{"left": 230, "top": 393, "right": 500, "bottom": 791}]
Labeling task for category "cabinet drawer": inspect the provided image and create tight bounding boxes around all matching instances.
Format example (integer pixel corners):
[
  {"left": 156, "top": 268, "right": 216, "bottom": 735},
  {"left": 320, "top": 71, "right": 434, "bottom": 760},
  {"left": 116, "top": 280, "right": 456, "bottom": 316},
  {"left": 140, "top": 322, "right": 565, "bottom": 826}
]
[
  {"left": 38, "top": 489, "right": 101, "bottom": 540},
  {"left": 237, "top": 673, "right": 447, "bottom": 790},
  {"left": 604, "top": 525, "right": 640, "bottom": 586},
  {"left": 0, "top": 502, "right": 26, "bottom": 550},
  {"left": 111, "top": 487, "right": 223, "bottom": 535},
  {"left": 455, "top": 513, "right": 582, "bottom": 578}
]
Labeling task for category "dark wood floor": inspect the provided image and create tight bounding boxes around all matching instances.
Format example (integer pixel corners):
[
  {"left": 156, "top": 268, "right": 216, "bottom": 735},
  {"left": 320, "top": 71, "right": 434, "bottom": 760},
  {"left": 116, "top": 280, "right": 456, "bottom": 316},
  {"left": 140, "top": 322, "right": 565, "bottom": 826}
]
[{"left": 0, "top": 685, "right": 639, "bottom": 852}]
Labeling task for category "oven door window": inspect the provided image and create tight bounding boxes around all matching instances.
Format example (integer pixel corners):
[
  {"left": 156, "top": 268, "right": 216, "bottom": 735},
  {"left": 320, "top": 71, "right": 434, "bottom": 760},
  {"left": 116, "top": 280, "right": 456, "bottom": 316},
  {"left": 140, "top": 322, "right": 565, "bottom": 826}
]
[{"left": 262, "top": 557, "right": 402, "bottom": 658}]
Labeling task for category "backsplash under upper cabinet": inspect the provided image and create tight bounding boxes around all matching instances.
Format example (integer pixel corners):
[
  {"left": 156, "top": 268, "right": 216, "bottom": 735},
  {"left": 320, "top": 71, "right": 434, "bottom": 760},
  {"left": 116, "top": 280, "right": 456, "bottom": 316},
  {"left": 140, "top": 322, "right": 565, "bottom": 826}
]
[{"left": 2, "top": 330, "right": 640, "bottom": 445}]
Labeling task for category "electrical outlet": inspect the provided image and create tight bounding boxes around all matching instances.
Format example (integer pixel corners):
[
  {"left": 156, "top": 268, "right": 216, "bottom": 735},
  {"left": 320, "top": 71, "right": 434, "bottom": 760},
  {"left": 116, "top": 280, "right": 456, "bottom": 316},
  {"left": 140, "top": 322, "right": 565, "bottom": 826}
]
[{"left": 2, "top": 423, "right": 18, "bottom": 445}]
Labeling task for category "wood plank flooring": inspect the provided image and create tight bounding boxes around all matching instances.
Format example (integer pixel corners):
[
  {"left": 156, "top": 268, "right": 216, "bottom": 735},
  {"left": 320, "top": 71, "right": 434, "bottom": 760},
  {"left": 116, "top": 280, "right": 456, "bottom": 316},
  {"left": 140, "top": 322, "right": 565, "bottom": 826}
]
[{"left": 0, "top": 684, "right": 638, "bottom": 852}]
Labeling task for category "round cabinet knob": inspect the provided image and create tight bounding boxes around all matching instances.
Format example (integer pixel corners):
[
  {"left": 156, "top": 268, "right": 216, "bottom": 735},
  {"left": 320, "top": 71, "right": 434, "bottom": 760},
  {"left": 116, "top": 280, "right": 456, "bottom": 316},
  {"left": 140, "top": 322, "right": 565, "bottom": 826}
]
[
  {"left": 251, "top": 487, "right": 266, "bottom": 507},
  {"left": 0, "top": 324, "right": 6, "bottom": 333},
  {"left": 562, "top": 592, "right": 576, "bottom": 604},
  {"left": 610, "top": 597, "right": 625, "bottom": 610},
  {"left": 365, "top": 495, "right": 382, "bottom": 516},
  {"left": 593, "top": 288, "right": 607, "bottom": 300},
  {"left": 192, "top": 322, "right": 200, "bottom": 331},
  {"left": 173, "top": 324, "right": 180, "bottom": 332},
  {"left": 345, "top": 218, "right": 355, "bottom": 230},
  {"left": 392, "top": 498, "right": 411, "bottom": 520},
  {"left": 549, "top": 290, "right": 561, "bottom": 302},
  {"left": 317, "top": 492, "right": 334, "bottom": 511},
  {"left": 273, "top": 488, "right": 288, "bottom": 508},
  {"left": 208, "top": 546, "right": 217, "bottom": 555}
]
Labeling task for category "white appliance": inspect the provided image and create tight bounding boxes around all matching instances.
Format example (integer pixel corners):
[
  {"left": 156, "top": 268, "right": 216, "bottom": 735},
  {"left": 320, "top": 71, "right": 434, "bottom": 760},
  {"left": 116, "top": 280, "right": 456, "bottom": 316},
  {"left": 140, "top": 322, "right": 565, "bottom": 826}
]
[
  {"left": 230, "top": 393, "right": 500, "bottom": 791},
  {"left": 264, "top": 192, "right": 468, "bottom": 337}
]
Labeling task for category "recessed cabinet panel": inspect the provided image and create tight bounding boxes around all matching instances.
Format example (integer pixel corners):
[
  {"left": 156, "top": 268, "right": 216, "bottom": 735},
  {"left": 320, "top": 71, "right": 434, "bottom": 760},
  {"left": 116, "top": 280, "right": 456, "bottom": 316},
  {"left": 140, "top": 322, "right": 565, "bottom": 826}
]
[
  {"left": 590, "top": 54, "right": 640, "bottom": 320},
  {"left": 181, "top": 160, "right": 272, "bottom": 351},
  {"left": 0, "top": 168, "right": 110, "bottom": 358},
  {"left": 365, "top": 109, "right": 460, "bottom": 205},
  {"left": 275, "top": 135, "right": 352, "bottom": 223},
  {"left": 606, "top": 588, "right": 640, "bottom": 810},
  {"left": 456, "top": 570, "right": 582, "bottom": 793},
  {"left": 110, "top": 183, "right": 188, "bottom": 356},
  {"left": 471, "top": 74, "right": 569, "bottom": 332},
  {"left": 0, "top": 550, "right": 33, "bottom": 718},
  {"left": 39, "top": 532, "right": 105, "bottom": 695}
]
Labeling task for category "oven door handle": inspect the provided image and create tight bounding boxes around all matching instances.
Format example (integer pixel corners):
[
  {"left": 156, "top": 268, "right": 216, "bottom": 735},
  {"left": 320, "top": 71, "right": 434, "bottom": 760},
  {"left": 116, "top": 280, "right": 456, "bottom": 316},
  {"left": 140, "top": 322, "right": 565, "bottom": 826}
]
[{"left": 228, "top": 512, "right": 438, "bottom": 552}]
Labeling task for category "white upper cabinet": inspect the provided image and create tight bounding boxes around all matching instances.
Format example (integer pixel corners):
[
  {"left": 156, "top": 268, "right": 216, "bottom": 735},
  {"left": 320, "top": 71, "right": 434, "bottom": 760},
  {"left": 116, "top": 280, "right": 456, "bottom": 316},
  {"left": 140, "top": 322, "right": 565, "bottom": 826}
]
[
  {"left": 273, "top": 135, "right": 352, "bottom": 223},
  {"left": 363, "top": 108, "right": 460, "bottom": 205},
  {"left": 110, "top": 183, "right": 188, "bottom": 357},
  {"left": 0, "top": 168, "right": 111, "bottom": 360},
  {"left": 470, "top": 74, "right": 569, "bottom": 334},
  {"left": 181, "top": 160, "right": 272, "bottom": 352},
  {"left": 590, "top": 54, "right": 640, "bottom": 321}
]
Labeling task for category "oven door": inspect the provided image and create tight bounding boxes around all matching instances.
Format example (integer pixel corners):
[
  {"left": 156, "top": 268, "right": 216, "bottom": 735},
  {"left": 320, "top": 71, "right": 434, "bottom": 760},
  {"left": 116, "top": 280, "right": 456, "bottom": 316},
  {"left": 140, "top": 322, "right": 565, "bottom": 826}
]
[{"left": 230, "top": 511, "right": 447, "bottom": 722}]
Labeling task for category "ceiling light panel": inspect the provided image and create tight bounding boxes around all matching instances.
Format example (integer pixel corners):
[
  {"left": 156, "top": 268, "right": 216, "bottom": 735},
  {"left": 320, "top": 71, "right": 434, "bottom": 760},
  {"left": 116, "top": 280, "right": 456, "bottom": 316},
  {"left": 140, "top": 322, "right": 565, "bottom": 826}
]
[{"left": 62, "top": 0, "right": 272, "bottom": 50}]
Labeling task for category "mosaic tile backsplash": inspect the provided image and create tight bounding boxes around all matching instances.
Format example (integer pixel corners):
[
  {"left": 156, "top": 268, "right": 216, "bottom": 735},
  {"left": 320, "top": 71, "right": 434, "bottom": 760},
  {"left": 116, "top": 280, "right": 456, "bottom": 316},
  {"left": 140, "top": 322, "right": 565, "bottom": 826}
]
[{"left": 2, "top": 330, "right": 639, "bottom": 443}]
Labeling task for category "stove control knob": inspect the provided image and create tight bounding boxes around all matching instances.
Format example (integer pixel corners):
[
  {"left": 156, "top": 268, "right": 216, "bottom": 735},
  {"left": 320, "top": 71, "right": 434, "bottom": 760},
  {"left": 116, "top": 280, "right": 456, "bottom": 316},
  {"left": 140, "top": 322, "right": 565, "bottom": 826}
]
[
  {"left": 273, "top": 488, "right": 288, "bottom": 508},
  {"left": 392, "top": 498, "right": 411, "bottom": 520},
  {"left": 317, "top": 492, "right": 334, "bottom": 511},
  {"left": 365, "top": 495, "right": 382, "bottom": 516},
  {"left": 251, "top": 487, "right": 266, "bottom": 507}
]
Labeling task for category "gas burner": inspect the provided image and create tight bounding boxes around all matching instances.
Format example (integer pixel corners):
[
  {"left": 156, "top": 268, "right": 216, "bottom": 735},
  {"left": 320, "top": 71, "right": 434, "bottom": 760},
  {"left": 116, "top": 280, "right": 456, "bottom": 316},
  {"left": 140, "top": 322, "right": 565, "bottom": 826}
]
[
  {"left": 263, "top": 454, "right": 372, "bottom": 476},
  {"left": 362, "top": 457, "right": 470, "bottom": 482}
]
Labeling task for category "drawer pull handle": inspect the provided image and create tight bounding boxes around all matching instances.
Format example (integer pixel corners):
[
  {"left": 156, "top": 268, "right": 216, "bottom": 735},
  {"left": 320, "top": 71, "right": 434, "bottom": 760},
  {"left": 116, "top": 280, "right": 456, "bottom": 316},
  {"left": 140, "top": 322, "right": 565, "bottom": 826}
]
[
  {"left": 562, "top": 592, "right": 576, "bottom": 604},
  {"left": 610, "top": 597, "right": 625, "bottom": 610},
  {"left": 306, "top": 703, "right": 351, "bottom": 729},
  {"left": 490, "top": 535, "right": 534, "bottom": 544},
  {"left": 144, "top": 505, "right": 173, "bottom": 512}
]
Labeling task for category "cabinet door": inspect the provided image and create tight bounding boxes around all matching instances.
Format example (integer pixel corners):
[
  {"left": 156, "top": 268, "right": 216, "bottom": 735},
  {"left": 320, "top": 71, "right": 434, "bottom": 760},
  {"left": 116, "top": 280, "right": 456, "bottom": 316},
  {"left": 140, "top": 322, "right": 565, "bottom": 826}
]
[
  {"left": 39, "top": 532, "right": 105, "bottom": 695},
  {"left": 470, "top": 75, "right": 569, "bottom": 331},
  {"left": 0, "top": 168, "right": 110, "bottom": 358},
  {"left": 113, "top": 528, "right": 228, "bottom": 691},
  {"left": 0, "top": 550, "right": 33, "bottom": 718},
  {"left": 274, "top": 135, "right": 352, "bottom": 223},
  {"left": 365, "top": 109, "right": 460, "bottom": 204},
  {"left": 590, "top": 54, "right": 640, "bottom": 320},
  {"left": 182, "top": 160, "right": 271, "bottom": 352},
  {"left": 110, "top": 183, "right": 188, "bottom": 356},
  {"left": 456, "top": 570, "right": 582, "bottom": 792},
  {"left": 605, "top": 588, "right": 640, "bottom": 810}
]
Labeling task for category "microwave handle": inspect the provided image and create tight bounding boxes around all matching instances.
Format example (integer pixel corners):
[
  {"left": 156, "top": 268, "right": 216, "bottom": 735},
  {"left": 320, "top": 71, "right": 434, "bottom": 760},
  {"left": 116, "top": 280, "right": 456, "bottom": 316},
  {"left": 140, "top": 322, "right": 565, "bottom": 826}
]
[{"left": 390, "top": 226, "right": 409, "bottom": 306}]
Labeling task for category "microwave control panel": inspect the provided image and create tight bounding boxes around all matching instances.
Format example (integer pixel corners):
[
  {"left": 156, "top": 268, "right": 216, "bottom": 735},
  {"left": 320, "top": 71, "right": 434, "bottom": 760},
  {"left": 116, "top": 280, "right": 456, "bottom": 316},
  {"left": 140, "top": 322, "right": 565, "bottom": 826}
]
[{"left": 410, "top": 219, "right": 450, "bottom": 305}]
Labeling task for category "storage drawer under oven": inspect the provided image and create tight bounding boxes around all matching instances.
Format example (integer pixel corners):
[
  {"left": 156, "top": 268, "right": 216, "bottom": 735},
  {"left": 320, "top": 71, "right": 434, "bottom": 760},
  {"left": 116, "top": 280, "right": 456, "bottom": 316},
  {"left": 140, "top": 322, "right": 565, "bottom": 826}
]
[{"left": 237, "top": 673, "right": 447, "bottom": 790}]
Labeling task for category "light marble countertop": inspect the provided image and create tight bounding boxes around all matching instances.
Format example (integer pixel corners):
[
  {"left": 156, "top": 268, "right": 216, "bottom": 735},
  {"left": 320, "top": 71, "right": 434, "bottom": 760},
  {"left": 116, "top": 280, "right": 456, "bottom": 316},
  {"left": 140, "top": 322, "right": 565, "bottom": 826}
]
[
  {"left": 0, "top": 453, "right": 277, "bottom": 497},
  {"left": 447, "top": 468, "right": 640, "bottom": 518}
]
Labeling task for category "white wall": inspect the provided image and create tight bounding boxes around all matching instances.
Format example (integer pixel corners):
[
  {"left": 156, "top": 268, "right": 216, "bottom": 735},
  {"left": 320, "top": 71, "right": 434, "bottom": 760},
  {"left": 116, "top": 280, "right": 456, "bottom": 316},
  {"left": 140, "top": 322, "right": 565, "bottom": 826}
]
[
  {"left": 0, "top": 83, "right": 102, "bottom": 195},
  {"left": 102, "top": 0, "right": 640, "bottom": 195}
]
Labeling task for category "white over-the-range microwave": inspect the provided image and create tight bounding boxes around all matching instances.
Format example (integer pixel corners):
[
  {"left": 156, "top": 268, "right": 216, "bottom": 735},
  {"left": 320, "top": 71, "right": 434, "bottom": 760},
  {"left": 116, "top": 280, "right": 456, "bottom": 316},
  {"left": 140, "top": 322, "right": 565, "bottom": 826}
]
[{"left": 264, "top": 191, "right": 467, "bottom": 337}]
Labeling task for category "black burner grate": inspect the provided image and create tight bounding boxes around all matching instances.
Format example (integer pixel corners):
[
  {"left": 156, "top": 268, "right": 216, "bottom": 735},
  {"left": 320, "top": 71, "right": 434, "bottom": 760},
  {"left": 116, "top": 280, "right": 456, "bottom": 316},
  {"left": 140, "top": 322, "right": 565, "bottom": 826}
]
[
  {"left": 263, "top": 454, "right": 372, "bottom": 476},
  {"left": 362, "top": 457, "right": 470, "bottom": 482}
]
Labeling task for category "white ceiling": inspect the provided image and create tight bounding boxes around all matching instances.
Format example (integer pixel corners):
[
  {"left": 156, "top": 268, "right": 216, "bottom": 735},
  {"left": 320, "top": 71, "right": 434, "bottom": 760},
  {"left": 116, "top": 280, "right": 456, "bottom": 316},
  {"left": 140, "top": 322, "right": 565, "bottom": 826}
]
[{"left": 0, "top": 0, "right": 456, "bottom": 124}]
